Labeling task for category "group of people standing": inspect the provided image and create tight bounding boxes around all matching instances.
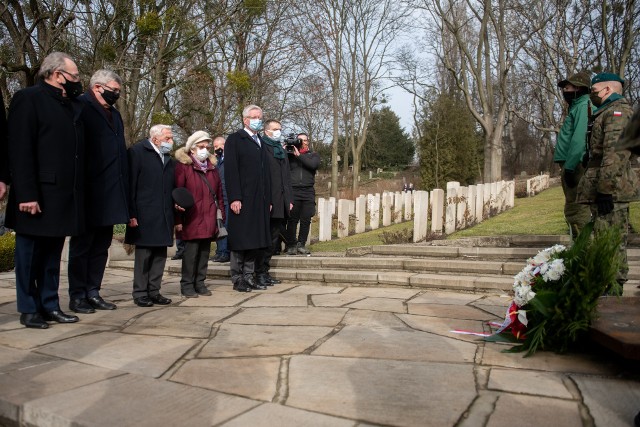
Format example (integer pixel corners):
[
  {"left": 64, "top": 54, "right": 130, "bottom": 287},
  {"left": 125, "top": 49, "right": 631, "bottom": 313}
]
[
  {"left": 1, "top": 52, "right": 319, "bottom": 329},
  {"left": 554, "top": 71, "right": 640, "bottom": 289}
]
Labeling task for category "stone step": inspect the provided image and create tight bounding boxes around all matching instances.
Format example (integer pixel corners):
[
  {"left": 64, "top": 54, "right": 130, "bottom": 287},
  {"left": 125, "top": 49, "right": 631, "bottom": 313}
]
[
  {"left": 109, "top": 248, "right": 640, "bottom": 291},
  {"left": 348, "top": 244, "right": 640, "bottom": 262}
]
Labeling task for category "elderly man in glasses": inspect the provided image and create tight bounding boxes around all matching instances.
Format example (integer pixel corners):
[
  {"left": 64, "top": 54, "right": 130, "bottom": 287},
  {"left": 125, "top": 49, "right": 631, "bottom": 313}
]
[
  {"left": 6, "top": 52, "right": 85, "bottom": 328},
  {"left": 67, "top": 69, "right": 129, "bottom": 314}
]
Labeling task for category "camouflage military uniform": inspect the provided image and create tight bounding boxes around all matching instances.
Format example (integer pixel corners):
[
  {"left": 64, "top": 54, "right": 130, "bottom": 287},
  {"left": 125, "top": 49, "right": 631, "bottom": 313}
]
[{"left": 576, "top": 96, "right": 635, "bottom": 282}]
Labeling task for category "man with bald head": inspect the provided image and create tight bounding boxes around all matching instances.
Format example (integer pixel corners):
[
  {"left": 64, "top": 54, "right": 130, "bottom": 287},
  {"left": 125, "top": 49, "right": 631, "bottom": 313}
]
[
  {"left": 576, "top": 72, "right": 634, "bottom": 289},
  {"left": 6, "top": 52, "right": 85, "bottom": 328}
]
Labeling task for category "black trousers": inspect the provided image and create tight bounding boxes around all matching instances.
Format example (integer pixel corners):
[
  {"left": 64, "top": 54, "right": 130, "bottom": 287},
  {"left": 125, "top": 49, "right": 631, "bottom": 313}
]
[
  {"left": 15, "top": 234, "right": 65, "bottom": 313},
  {"left": 256, "top": 218, "right": 286, "bottom": 275},
  {"left": 230, "top": 249, "right": 262, "bottom": 284},
  {"left": 286, "top": 198, "right": 315, "bottom": 246},
  {"left": 132, "top": 246, "right": 167, "bottom": 299},
  {"left": 180, "top": 239, "right": 211, "bottom": 291},
  {"left": 68, "top": 225, "right": 113, "bottom": 300}
]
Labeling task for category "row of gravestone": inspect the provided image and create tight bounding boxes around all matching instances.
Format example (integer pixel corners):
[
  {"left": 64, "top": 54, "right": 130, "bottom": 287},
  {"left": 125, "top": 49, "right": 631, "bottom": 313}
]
[{"left": 314, "top": 174, "right": 550, "bottom": 243}]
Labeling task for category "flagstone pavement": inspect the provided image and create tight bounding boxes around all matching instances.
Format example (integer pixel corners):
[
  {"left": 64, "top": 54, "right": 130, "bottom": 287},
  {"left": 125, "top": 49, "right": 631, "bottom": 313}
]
[{"left": 0, "top": 268, "right": 638, "bottom": 427}]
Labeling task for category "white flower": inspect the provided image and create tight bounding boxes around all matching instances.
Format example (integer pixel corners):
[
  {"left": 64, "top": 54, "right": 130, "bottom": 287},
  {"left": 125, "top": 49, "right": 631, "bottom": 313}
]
[
  {"left": 517, "top": 309, "right": 528, "bottom": 326},
  {"left": 513, "top": 283, "right": 536, "bottom": 306},
  {"left": 511, "top": 244, "right": 566, "bottom": 307},
  {"left": 542, "top": 259, "right": 565, "bottom": 282}
]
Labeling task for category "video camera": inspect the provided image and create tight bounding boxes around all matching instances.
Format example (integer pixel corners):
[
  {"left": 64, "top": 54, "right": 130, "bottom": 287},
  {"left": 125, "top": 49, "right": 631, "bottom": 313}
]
[{"left": 284, "top": 133, "right": 303, "bottom": 153}]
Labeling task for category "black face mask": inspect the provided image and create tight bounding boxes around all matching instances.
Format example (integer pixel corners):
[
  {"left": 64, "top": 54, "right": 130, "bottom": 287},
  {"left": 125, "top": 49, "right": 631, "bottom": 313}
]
[
  {"left": 562, "top": 91, "right": 578, "bottom": 104},
  {"left": 590, "top": 92, "right": 604, "bottom": 107},
  {"left": 215, "top": 148, "right": 223, "bottom": 157},
  {"left": 61, "top": 78, "right": 83, "bottom": 99},
  {"left": 101, "top": 88, "right": 120, "bottom": 106}
]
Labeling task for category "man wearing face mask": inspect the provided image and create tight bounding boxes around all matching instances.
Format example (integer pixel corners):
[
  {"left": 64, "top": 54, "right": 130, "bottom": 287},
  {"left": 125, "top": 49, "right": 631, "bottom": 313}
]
[
  {"left": 67, "top": 70, "right": 128, "bottom": 314},
  {"left": 254, "top": 119, "right": 293, "bottom": 287},
  {"left": 211, "top": 136, "right": 230, "bottom": 263},
  {"left": 6, "top": 52, "right": 85, "bottom": 328},
  {"left": 224, "top": 105, "right": 272, "bottom": 292},
  {"left": 125, "top": 124, "right": 177, "bottom": 306},
  {"left": 554, "top": 71, "right": 592, "bottom": 239},
  {"left": 576, "top": 72, "right": 634, "bottom": 289}
]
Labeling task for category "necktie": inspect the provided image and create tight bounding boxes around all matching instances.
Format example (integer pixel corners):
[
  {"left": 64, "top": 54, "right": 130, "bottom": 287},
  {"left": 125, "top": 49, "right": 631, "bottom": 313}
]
[{"left": 252, "top": 134, "right": 260, "bottom": 146}]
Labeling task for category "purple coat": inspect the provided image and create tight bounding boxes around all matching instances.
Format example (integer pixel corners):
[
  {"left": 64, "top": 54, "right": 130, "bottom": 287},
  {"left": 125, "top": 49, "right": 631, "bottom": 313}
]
[{"left": 174, "top": 147, "right": 225, "bottom": 241}]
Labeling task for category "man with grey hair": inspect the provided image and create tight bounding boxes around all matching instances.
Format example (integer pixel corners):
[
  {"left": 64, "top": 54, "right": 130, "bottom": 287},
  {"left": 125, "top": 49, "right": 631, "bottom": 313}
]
[
  {"left": 125, "top": 124, "right": 177, "bottom": 307},
  {"left": 224, "top": 105, "right": 272, "bottom": 292},
  {"left": 67, "top": 69, "right": 128, "bottom": 314},
  {"left": 6, "top": 51, "right": 84, "bottom": 328}
]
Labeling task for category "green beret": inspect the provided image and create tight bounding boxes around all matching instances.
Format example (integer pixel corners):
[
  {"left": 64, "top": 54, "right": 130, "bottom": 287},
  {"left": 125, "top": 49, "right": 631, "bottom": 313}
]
[
  {"left": 591, "top": 72, "right": 624, "bottom": 85},
  {"left": 558, "top": 71, "right": 591, "bottom": 88}
]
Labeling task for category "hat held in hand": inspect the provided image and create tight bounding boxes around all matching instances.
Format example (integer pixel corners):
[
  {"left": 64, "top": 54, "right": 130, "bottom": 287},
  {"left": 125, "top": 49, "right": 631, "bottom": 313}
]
[{"left": 172, "top": 187, "right": 194, "bottom": 210}]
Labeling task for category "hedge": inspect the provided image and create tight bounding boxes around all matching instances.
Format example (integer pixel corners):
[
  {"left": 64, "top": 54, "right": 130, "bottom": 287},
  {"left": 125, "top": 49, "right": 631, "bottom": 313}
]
[{"left": 0, "top": 233, "right": 15, "bottom": 272}]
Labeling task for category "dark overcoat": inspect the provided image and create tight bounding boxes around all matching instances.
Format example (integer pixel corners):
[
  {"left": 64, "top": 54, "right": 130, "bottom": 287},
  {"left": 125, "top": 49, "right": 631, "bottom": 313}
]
[
  {"left": 174, "top": 147, "right": 225, "bottom": 241},
  {"left": 224, "top": 129, "right": 271, "bottom": 250},
  {"left": 79, "top": 91, "right": 129, "bottom": 227},
  {"left": 264, "top": 142, "right": 293, "bottom": 219},
  {"left": 124, "top": 139, "right": 175, "bottom": 246},
  {"left": 0, "top": 94, "right": 8, "bottom": 184},
  {"left": 5, "top": 82, "right": 85, "bottom": 236}
]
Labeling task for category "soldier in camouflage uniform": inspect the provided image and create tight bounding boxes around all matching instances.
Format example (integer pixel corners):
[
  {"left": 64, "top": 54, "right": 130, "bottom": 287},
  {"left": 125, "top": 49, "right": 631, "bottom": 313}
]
[
  {"left": 554, "top": 71, "right": 592, "bottom": 239},
  {"left": 576, "top": 72, "right": 635, "bottom": 285},
  {"left": 615, "top": 106, "right": 640, "bottom": 288}
]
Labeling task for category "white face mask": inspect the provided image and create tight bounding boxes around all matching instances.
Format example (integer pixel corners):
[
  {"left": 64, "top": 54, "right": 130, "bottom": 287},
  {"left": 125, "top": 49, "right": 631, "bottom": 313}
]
[
  {"left": 249, "top": 118, "right": 263, "bottom": 131},
  {"left": 270, "top": 130, "right": 282, "bottom": 140},
  {"left": 195, "top": 147, "right": 209, "bottom": 161},
  {"left": 159, "top": 141, "right": 173, "bottom": 154}
]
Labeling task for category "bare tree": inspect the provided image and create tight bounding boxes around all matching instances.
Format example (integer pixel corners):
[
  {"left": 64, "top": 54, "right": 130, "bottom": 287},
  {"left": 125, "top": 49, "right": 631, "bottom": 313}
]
[
  {"left": 420, "top": 0, "right": 554, "bottom": 182},
  {"left": 291, "top": 0, "right": 348, "bottom": 197}
]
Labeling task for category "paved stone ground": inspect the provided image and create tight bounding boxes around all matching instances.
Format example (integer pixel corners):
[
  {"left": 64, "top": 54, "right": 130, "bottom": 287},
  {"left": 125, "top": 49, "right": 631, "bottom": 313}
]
[{"left": 0, "top": 268, "right": 639, "bottom": 427}]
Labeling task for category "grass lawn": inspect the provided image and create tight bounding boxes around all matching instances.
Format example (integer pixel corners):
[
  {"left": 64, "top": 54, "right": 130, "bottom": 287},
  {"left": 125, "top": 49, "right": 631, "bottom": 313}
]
[{"left": 309, "top": 184, "right": 640, "bottom": 252}]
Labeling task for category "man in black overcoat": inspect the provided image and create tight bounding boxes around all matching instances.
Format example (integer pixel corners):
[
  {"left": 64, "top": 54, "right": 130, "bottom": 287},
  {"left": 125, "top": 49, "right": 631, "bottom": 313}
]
[
  {"left": 0, "top": 93, "right": 8, "bottom": 201},
  {"left": 6, "top": 52, "right": 85, "bottom": 328},
  {"left": 67, "top": 70, "right": 129, "bottom": 314},
  {"left": 224, "top": 105, "right": 272, "bottom": 292},
  {"left": 255, "top": 119, "right": 292, "bottom": 287},
  {"left": 125, "top": 124, "right": 176, "bottom": 307}
]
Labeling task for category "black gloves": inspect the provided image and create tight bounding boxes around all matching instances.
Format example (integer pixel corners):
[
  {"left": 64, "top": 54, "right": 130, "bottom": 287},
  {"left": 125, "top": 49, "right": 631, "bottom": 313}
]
[
  {"left": 563, "top": 169, "right": 579, "bottom": 188},
  {"left": 595, "top": 192, "right": 614, "bottom": 215}
]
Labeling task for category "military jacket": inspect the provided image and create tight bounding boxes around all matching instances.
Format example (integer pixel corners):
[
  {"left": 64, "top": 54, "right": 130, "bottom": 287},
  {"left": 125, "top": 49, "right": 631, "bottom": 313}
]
[
  {"left": 615, "top": 106, "right": 640, "bottom": 155},
  {"left": 576, "top": 97, "right": 636, "bottom": 203}
]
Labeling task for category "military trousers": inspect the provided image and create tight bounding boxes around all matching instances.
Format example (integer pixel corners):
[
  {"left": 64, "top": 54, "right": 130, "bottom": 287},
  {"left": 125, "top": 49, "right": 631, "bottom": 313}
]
[
  {"left": 560, "top": 163, "right": 591, "bottom": 239},
  {"left": 590, "top": 202, "right": 630, "bottom": 284}
]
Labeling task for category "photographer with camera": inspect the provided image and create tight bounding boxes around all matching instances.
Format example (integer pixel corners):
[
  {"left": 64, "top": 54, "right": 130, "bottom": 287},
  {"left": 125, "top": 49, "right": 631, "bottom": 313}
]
[{"left": 285, "top": 133, "right": 319, "bottom": 255}]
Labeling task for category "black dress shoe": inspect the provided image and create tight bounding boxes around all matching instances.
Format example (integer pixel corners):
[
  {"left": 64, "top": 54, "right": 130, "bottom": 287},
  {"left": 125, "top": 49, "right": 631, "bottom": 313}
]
[
  {"left": 246, "top": 276, "right": 267, "bottom": 290},
  {"left": 149, "top": 294, "right": 172, "bottom": 305},
  {"left": 43, "top": 310, "right": 79, "bottom": 323},
  {"left": 69, "top": 298, "right": 96, "bottom": 314},
  {"left": 216, "top": 255, "right": 230, "bottom": 263},
  {"left": 20, "top": 313, "right": 49, "bottom": 329},
  {"left": 257, "top": 274, "right": 273, "bottom": 287},
  {"left": 88, "top": 296, "right": 117, "bottom": 310},
  {"left": 233, "top": 280, "right": 252, "bottom": 292},
  {"left": 134, "top": 296, "right": 154, "bottom": 307},
  {"left": 171, "top": 254, "right": 183, "bottom": 260},
  {"left": 265, "top": 274, "right": 281, "bottom": 285}
]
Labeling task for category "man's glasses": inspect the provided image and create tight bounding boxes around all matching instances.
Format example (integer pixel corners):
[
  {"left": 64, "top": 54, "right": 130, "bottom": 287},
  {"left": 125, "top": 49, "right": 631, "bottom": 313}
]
[
  {"left": 58, "top": 69, "right": 80, "bottom": 80},
  {"left": 101, "top": 84, "right": 121, "bottom": 94}
]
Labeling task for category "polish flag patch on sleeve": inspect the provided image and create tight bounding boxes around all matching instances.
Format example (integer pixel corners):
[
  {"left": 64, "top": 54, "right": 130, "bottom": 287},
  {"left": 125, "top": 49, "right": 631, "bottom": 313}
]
[{"left": 613, "top": 111, "right": 623, "bottom": 116}]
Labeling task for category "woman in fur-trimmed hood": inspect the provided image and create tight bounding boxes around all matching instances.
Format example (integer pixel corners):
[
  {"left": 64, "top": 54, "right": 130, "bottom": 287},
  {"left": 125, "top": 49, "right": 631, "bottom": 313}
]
[{"left": 174, "top": 130, "right": 225, "bottom": 298}]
